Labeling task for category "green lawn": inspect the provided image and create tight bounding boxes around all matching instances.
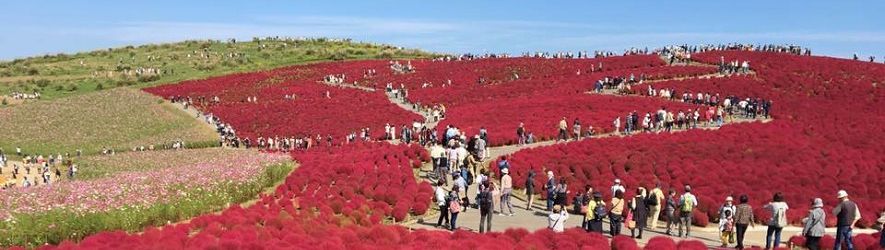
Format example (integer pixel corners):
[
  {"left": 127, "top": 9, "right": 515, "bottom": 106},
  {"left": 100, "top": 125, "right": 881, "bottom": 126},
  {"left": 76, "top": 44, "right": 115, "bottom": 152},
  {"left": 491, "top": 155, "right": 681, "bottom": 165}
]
[
  {"left": 0, "top": 87, "right": 219, "bottom": 158},
  {"left": 0, "top": 38, "right": 437, "bottom": 100}
]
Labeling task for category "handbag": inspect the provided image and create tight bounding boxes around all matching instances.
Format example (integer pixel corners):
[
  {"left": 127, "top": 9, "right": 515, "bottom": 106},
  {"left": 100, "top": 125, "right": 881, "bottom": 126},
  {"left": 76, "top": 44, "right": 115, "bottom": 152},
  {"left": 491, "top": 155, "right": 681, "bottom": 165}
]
[{"left": 625, "top": 210, "right": 635, "bottom": 229}]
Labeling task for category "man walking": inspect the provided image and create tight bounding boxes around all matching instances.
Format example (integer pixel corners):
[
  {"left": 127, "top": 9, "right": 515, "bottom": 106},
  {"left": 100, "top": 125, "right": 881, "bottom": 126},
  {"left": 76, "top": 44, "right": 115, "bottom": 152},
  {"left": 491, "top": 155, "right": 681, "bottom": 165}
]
[
  {"left": 678, "top": 185, "right": 698, "bottom": 238},
  {"left": 478, "top": 180, "right": 494, "bottom": 233},
  {"left": 647, "top": 183, "right": 664, "bottom": 229},
  {"left": 833, "top": 190, "right": 861, "bottom": 250},
  {"left": 500, "top": 168, "right": 514, "bottom": 216}
]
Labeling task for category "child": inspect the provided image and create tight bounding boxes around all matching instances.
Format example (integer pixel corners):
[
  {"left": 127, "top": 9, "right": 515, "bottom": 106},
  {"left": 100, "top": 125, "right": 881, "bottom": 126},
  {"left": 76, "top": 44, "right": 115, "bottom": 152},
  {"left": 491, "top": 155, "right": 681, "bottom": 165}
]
[{"left": 720, "top": 209, "right": 735, "bottom": 247}]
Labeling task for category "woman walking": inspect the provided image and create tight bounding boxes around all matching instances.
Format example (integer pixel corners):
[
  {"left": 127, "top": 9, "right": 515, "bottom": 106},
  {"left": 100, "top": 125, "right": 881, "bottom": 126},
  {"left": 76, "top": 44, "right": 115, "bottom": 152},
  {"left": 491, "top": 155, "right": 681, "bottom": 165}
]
[{"left": 733, "top": 194, "right": 755, "bottom": 249}]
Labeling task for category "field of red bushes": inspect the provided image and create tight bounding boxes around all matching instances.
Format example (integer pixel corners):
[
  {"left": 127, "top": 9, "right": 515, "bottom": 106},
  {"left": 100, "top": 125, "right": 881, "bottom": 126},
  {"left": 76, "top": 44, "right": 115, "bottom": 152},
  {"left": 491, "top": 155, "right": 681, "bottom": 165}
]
[
  {"left": 34, "top": 50, "right": 881, "bottom": 249},
  {"left": 498, "top": 51, "right": 885, "bottom": 228}
]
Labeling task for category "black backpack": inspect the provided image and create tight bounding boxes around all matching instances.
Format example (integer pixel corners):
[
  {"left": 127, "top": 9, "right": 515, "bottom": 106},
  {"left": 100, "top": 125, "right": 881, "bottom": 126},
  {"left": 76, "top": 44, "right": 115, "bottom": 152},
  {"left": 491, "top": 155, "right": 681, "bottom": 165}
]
[
  {"left": 478, "top": 189, "right": 493, "bottom": 209},
  {"left": 647, "top": 192, "right": 659, "bottom": 206}
]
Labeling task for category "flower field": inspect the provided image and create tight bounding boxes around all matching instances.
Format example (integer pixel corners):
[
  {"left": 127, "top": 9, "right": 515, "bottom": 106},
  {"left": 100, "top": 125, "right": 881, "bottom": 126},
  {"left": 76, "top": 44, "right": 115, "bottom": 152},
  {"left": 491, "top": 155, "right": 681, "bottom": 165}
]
[
  {"left": 497, "top": 52, "right": 885, "bottom": 228},
  {"left": 0, "top": 88, "right": 219, "bottom": 157},
  {"left": 144, "top": 62, "right": 423, "bottom": 141},
  {"left": 438, "top": 94, "right": 706, "bottom": 146},
  {"left": 5, "top": 49, "right": 883, "bottom": 249},
  {"left": 0, "top": 148, "right": 292, "bottom": 246},
  {"left": 18, "top": 142, "right": 719, "bottom": 249}
]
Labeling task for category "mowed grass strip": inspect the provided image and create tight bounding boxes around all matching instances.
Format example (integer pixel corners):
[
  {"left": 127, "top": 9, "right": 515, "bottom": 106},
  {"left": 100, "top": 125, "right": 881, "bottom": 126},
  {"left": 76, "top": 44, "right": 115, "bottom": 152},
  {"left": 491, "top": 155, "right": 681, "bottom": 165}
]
[{"left": 0, "top": 87, "right": 218, "bottom": 157}]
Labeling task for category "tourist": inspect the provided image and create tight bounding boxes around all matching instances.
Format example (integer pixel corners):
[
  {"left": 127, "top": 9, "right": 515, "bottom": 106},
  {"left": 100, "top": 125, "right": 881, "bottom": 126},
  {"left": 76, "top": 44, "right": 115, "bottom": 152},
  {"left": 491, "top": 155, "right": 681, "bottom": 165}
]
[
  {"left": 611, "top": 179, "right": 626, "bottom": 198},
  {"left": 665, "top": 189, "right": 678, "bottom": 235},
  {"left": 647, "top": 182, "right": 664, "bottom": 229},
  {"left": 802, "top": 198, "right": 826, "bottom": 250},
  {"left": 613, "top": 117, "right": 621, "bottom": 135},
  {"left": 586, "top": 191, "right": 606, "bottom": 233},
  {"left": 572, "top": 118, "right": 581, "bottom": 141},
  {"left": 478, "top": 180, "right": 493, "bottom": 233},
  {"left": 734, "top": 194, "right": 755, "bottom": 249},
  {"left": 554, "top": 178, "right": 569, "bottom": 206},
  {"left": 516, "top": 123, "right": 526, "bottom": 146},
  {"left": 629, "top": 187, "right": 649, "bottom": 239},
  {"left": 763, "top": 192, "right": 789, "bottom": 249},
  {"left": 718, "top": 196, "right": 737, "bottom": 247},
  {"left": 525, "top": 169, "right": 536, "bottom": 210},
  {"left": 678, "top": 185, "right": 697, "bottom": 238},
  {"left": 453, "top": 173, "right": 468, "bottom": 211},
  {"left": 610, "top": 190, "right": 626, "bottom": 236},
  {"left": 499, "top": 168, "right": 514, "bottom": 216},
  {"left": 558, "top": 117, "right": 568, "bottom": 141},
  {"left": 548, "top": 205, "right": 568, "bottom": 233},
  {"left": 545, "top": 171, "right": 556, "bottom": 211},
  {"left": 434, "top": 180, "right": 449, "bottom": 228},
  {"left": 876, "top": 210, "right": 885, "bottom": 248},
  {"left": 832, "top": 190, "right": 861, "bottom": 250},
  {"left": 448, "top": 189, "right": 461, "bottom": 231}
]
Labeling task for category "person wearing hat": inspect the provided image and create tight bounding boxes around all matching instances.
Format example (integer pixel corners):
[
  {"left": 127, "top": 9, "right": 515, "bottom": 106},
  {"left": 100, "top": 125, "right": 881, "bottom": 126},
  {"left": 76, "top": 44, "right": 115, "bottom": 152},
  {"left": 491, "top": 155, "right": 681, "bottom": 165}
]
[
  {"left": 585, "top": 191, "right": 606, "bottom": 233},
  {"left": 802, "top": 198, "right": 826, "bottom": 250},
  {"left": 548, "top": 204, "right": 569, "bottom": 233},
  {"left": 499, "top": 168, "right": 514, "bottom": 216},
  {"left": 677, "top": 185, "right": 698, "bottom": 238},
  {"left": 718, "top": 196, "right": 737, "bottom": 247},
  {"left": 832, "top": 190, "right": 861, "bottom": 250},
  {"left": 611, "top": 179, "right": 626, "bottom": 198}
]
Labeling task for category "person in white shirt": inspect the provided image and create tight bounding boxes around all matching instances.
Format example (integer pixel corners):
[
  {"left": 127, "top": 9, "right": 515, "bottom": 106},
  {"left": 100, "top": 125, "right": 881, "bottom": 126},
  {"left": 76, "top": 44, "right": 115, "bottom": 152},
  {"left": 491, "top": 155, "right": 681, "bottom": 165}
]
[
  {"left": 548, "top": 205, "right": 569, "bottom": 232},
  {"left": 434, "top": 180, "right": 449, "bottom": 228},
  {"left": 611, "top": 179, "right": 626, "bottom": 197}
]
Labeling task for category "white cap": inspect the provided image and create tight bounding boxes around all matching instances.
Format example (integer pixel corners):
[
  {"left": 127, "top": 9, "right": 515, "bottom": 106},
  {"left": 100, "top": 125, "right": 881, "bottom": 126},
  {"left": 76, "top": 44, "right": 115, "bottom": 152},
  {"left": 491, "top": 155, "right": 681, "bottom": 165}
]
[
  {"left": 547, "top": 171, "right": 554, "bottom": 177},
  {"left": 726, "top": 196, "right": 734, "bottom": 202},
  {"left": 614, "top": 179, "right": 621, "bottom": 183},
  {"left": 837, "top": 190, "right": 848, "bottom": 199},
  {"left": 501, "top": 168, "right": 509, "bottom": 174}
]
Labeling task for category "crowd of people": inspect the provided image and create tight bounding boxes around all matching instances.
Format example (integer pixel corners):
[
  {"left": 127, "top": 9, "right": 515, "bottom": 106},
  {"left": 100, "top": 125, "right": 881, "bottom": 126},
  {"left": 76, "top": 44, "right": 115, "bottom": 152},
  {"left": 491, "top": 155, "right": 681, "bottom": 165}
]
[
  {"left": 435, "top": 164, "right": 884, "bottom": 250},
  {"left": 0, "top": 149, "right": 79, "bottom": 189},
  {"left": 643, "top": 85, "right": 773, "bottom": 120},
  {"left": 8, "top": 91, "right": 41, "bottom": 100}
]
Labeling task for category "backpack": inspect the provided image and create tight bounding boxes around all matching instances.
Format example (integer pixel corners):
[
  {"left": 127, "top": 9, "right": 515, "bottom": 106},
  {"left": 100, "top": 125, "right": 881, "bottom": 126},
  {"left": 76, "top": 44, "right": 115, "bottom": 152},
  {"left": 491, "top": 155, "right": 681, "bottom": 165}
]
[
  {"left": 773, "top": 206, "right": 787, "bottom": 228},
  {"left": 448, "top": 198, "right": 461, "bottom": 213},
  {"left": 647, "top": 191, "right": 659, "bottom": 206},
  {"left": 681, "top": 194, "right": 695, "bottom": 212},
  {"left": 466, "top": 171, "right": 474, "bottom": 185},
  {"left": 478, "top": 189, "right": 493, "bottom": 209},
  {"left": 593, "top": 202, "right": 607, "bottom": 221}
]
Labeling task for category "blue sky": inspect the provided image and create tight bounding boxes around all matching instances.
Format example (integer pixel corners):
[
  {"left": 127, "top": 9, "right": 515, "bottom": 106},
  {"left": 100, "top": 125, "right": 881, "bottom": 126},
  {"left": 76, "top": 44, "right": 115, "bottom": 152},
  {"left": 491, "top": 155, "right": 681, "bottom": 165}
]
[{"left": 1, "top": 0, "right": 883, "bottom": 60}]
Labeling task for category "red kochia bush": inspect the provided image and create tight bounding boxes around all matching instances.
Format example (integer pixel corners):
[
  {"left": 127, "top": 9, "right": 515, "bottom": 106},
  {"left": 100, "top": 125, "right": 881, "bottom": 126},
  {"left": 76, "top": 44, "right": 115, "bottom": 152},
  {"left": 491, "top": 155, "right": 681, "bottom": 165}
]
[{"left": 644, "top": 236, "right": 677, "bottom": 250}]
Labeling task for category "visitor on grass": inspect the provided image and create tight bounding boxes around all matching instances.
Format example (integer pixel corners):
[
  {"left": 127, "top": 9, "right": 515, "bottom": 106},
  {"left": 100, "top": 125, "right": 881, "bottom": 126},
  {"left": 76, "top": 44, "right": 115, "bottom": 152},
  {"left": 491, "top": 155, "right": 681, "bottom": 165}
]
[
  {"left": 609, "top": 190, "right": 626, "bottom": 236},
  {"left": 548, "top": 205, "right": 568, "bottom": 233},
  {"left": 629, "top": 187, "right": 649, "bottom": 239},
  {"left": 435, "top": 180, "right": 449, "bottom": 228},
  {"left": 718, "top": 196, "right": 737, "bottom": 247},
  {"left": 525, "top": 169, "right": 536, "bottom": 211},
  {"left": 647, "top": 182, "right": 664, "bottom": 229},
  {"left": 678, "top": 185, "right": 698, "bottom": 238},
  {"left": 763, "top": 192, "right": 789, "bottom": 249},
  {"left": 665, "top": 189, "right": 678, "bottom": 235},
  {"left": 478, "top": 180, "right": 494, "bottom": 233},
  {"left": 833, "top": 190, "right": 861, "bottom": 250},
  {"left": 802, "top": 198, "right": 826, "bottom": 250},
  {"left": 586, "top": 191, "right": 606, "bottom": 233},
  {"left": 734, "top": 194, "right": 756, "bottom": 249},
  {"left": 448, "top": 189, "right": 461, "bottom": 231},
  {"left": 499, "top": 168, "right": 514, "bottom": 216}
]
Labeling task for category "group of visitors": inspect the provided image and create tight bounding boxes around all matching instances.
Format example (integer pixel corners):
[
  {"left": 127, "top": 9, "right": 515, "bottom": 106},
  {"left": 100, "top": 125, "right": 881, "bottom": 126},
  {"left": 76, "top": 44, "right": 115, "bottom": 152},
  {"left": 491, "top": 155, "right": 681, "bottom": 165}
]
[
  {"left": 8, "top": 91, "right": 41, "bottom": 100},
  {"left": 716, "top": 58, "right": 752, "bottom": 75},
  {"left": 555, "top": 117, "right": 595, "bottom": 142},
  {"left": 0, "top": 149, "right": 79, "bottom": 189},
  {"left": 643, "top": 86, "right": 773, "bottom": 120},
  {"left": 383, "top": 120, "right": 431, "bottom": 145},
  {"left": 389, "top": 61, "right": 415, "bottom": 74}
]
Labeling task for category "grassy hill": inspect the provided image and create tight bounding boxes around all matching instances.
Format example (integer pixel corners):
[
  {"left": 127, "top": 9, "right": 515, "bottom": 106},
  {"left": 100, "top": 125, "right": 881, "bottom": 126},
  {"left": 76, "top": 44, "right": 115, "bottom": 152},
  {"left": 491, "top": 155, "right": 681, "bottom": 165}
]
[
  {"left": 0, "top": 37, "right": 437, "bottom": 100},
  {"left": 0, "top": 87, "right": 219, "bottom": 158}
]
